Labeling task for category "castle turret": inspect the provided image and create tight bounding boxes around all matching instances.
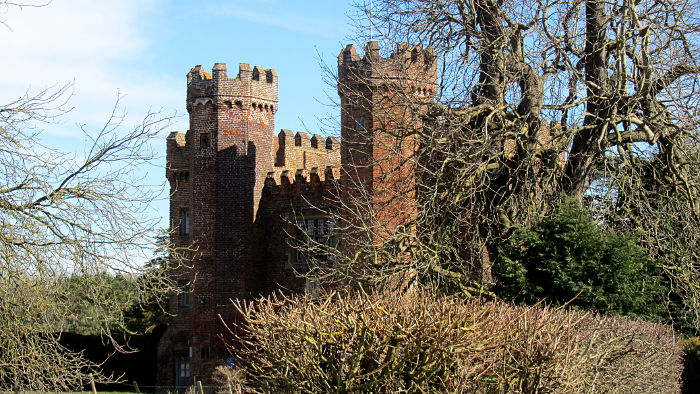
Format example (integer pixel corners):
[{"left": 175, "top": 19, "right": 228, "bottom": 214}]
[
  {"left": 159, "top": 62, "right": 278, "bottom": 389},
  {"left": 186, "top": 62, "right": 277, "bottom": 220},
  {"left": 185, "top": 61, "right": 278, "bottom": 301},
  {"left": 338, "top": 41, "right": 437, "bottom": 242}
]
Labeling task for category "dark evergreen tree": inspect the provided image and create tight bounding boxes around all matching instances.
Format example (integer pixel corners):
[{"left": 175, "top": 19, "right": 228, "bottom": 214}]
[{"left": 494, "top": 199, "right": 666, "bottom": 321}]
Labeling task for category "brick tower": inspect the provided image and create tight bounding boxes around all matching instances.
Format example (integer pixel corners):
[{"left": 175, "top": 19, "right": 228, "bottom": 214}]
[
  {"left": 338, "top": 41, "right": 437, "bottom": 244},
  {"left": 158, "top": 62, "right": 278, "bottom": 389},
  {"left": 157, "top": 42, "right": 438, "bottom": 390}
]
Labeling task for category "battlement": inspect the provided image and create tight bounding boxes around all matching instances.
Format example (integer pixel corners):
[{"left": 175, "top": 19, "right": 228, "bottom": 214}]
[
  {"left": 338, "top": 41, "right": 438, "bottom": 95},
  {"left": 264, "top": 165, "right": 340, "bottom": 195},
  {"left": 187, "top": 63, "right": 278, "bottom": 111},
  {"left": 159, "top": 43, "right": 438, "bottom": 388},
  {"left": 273, "top": 129, "right": 340, "bottom": 170},
  {"left": 165, "top": 131, "right": 189, "bottom": 185},
  {"left": 167, "top": 131, "right": 187, "bottom": 148}
]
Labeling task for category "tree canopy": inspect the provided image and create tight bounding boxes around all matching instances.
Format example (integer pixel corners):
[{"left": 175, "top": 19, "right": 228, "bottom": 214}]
[
  {"left": 0, "top": 83, "right": 177, "bottom": 390},
  {"left": 493, "top": 199, "right": 667, "bottom": 322},
  {"left": 322, "top": 0, "right": 699, "bottom": 309}
]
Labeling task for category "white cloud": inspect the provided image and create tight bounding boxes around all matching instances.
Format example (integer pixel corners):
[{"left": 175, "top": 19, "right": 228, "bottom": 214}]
[
  {"left": 0, "top": 0, "right": 181, "bottom": 139},
  {"left": 1, "top": 1, "right": 146, "bottom": 60},
  {"left": 0, "top": 0, "right": 180, "bottom": 228}
]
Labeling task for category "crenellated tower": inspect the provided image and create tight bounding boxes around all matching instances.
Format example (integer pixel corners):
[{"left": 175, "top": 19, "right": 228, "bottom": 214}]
[
  {"left": 160, "top": 62, "right": 278, "bottom": 389},
  {"left": 159, "top": 43, "right": 437, "bottom": 390},
  {"left": 184, "top": 62, "right": 278, "bottom": 302},
  {"left": 186, "top": 62, "right": 277, "bottom": 219},
  {"left": 338, "top": 41, "right": 437, "bottom": 242},
  {"left": 183, "top": 61, "right": 278, "bottom": 303}
]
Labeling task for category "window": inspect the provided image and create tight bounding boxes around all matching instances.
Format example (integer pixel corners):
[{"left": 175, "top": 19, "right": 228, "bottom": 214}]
[
  {"left": 294, "top": 217, "right": 336, "bottom": 263},
  {"left": 355, "top": 117, "right": 366, "bottom": 131},
  {"left": 200, "top": 346, "right": 210, "bottom": 360},
  {"left": 306, "top": 276, "right": 320, "bottom": 298},
  {"left": 296, "top": 219, "right": 306, "bottom": 263},
  {"left": 178, "top": 280, "right": 191, "bottom": 309},
  {"left": 181, "top": 209, "right": 190, "bottom": 236},
  {"left": 199, "top": 133, "right": 210, "bottom": 148},
  {"left": 175, "top": 354, "right": 191, "bottom": 388}
]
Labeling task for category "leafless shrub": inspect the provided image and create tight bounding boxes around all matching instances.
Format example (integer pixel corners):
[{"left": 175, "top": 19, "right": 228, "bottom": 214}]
[
  {"left": 212, "top": 365, "right": 247, "bottom": 394},
  {"left": 225, "top": 289, "right": 682, "bottom": 393}
]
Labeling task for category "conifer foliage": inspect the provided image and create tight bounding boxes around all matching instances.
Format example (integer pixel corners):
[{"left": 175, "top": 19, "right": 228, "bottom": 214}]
[{"left": 493, "top": 199, "right": 666, "bottom": 321}]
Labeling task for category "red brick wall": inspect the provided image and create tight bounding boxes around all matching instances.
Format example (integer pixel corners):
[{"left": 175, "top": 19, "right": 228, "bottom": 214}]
[
  {"left": 338, "top": 42, "right": 437, "bottom": 245},
  {"left": 158, "top": 42, "right": 437, "bottom": 389},
  {"left": 158, "top": 62, "right": 280, "bottom": 389}
]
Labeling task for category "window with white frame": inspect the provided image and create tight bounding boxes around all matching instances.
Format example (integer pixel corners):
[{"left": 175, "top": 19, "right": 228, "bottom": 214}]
[{"left": 175, "top": 353, "right": 190, "bottom": 388}]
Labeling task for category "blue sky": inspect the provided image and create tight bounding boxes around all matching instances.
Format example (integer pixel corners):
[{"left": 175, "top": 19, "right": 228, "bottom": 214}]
[{"left": 0, "top": 0, "right": 362, "bottom": 230}]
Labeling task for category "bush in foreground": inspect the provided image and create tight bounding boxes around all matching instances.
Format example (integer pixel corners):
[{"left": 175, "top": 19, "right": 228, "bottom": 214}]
[{"left": 225, "top": 290, "right": 681, "bottom": 393}]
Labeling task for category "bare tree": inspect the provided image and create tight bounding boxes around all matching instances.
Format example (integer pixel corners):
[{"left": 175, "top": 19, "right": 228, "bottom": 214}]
[
  {"left": 0, "top": 80, "right": 180, "bottom": 390},
  {"left": 0, "top": 0, "right": 50, "bottom": 29},
  {"left": 310, "top": 0, "right": 700, "bottom": 320},
  {"left": 0, "top": 2, "right": 191, "bottom": 389}
]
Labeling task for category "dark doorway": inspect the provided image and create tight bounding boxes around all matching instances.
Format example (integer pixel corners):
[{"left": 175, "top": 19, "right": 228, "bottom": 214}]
[{"left": 175, "top": 353, "right": 191, "bottom": 391}]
